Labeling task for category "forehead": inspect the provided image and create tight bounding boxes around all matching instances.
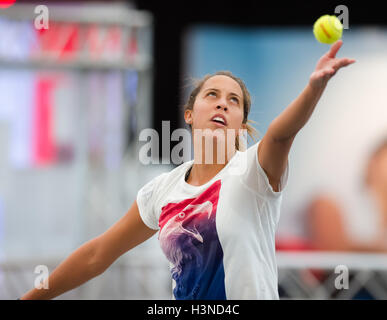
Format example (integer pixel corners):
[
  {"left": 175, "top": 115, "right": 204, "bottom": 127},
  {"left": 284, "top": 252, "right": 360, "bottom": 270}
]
[{"left": 201, "top": 75, "right": 243, "bottom": 96}]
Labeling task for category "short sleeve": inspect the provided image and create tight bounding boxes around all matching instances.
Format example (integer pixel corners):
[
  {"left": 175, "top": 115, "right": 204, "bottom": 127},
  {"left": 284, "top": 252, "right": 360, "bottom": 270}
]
[
  {"left": 136, "top": 173, "right": 166, "bottom": 230},
  {"left": 239, "top": 140, "right": 289, "bottom": 199}
]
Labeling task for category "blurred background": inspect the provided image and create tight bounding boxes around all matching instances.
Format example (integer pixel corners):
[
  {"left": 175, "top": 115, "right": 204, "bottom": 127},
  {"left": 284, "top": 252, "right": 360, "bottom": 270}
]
[{"left": 1, "top": 0, "right": 387, "bottom": 299}]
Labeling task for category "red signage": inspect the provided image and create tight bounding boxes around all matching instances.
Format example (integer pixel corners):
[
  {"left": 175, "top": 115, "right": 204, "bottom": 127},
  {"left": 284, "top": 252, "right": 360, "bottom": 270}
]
[
  {"left": 0, "top": 19, "right": 138, "bottom": 63},
  {"left": 0, "top": 0, "right": 16, "bottom": 9}
]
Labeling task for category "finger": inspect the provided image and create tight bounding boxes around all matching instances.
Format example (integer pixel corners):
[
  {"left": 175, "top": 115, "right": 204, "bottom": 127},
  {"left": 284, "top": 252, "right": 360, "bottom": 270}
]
[
  {"left": 327, "top": 40, "right": 343, "bottom": 58},
  {"left": 334, "top": 58, "right": 356, "bottom": 69}
]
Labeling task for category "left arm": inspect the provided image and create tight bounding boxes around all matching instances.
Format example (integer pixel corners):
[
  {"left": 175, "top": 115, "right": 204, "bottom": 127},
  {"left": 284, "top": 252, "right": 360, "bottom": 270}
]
[{"left": 258, "top": 40, "right": 356, "bottom": 191}]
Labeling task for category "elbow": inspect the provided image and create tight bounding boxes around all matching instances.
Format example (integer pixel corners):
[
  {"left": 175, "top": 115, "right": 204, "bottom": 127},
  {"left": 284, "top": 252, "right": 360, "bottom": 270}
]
[
  {"left": 82, "top": 238, "right": 108, "bottom": 277},
  {"left": 88, "top": 257, "right": 106, "bottom": 277}
]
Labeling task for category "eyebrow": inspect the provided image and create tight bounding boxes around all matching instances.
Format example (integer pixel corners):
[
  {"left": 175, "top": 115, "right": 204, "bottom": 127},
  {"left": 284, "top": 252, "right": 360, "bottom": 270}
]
[{"left": 204, "top": 88, "right": 242, "bottom": 100}]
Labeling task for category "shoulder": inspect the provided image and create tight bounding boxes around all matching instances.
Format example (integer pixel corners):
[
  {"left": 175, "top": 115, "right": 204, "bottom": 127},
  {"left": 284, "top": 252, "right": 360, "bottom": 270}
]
[
  {"left": 246, "top": 140, "right": 261, "bottom": 155},
  {"left": 233, "top": 140, "right": 261, "bottom": 165},
  {"left": 141, "top": 160, "right": 193, "bottom": 191},
  {"left": 236, "top": 139, "right": 289, "bottom": 198},
  {"left": 162, "top": 160, "right": 193, "bottom": 183}
]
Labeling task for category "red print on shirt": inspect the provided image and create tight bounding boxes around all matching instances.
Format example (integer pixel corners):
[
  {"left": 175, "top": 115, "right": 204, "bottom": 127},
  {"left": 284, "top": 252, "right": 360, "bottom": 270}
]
[{"left": 157, "top": 180, "right": 226, "bottom": 300}]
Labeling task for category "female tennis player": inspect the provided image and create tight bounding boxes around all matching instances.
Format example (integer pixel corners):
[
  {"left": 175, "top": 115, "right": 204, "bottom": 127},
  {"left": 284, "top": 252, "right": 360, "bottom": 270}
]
[{"left": 21, "top": 40, "right": 355, "bottom": 300}]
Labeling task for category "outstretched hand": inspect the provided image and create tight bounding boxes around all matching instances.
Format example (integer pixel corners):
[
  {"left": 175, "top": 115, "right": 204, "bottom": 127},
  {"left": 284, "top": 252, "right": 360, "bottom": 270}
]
[{"left": 309, "top": 40, "right": 356, "bottom": 89}]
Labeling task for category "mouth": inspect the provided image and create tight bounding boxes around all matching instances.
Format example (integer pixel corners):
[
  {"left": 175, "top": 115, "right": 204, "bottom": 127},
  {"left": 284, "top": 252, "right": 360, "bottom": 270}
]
[{"left": 211, "top": 114, "right": 227, "bottom": 127}]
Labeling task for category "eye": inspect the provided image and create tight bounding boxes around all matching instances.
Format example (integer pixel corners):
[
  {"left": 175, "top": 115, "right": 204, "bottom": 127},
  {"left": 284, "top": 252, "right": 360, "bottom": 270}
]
[
  {"left": 178, "top": 212, "right": 185, "bottom": 219},
  {"left": 207, "top": 91, "right": 217, "bottom": 97},
  {"left": 230, "top": 96, "right": 240, "bottom": 104}
]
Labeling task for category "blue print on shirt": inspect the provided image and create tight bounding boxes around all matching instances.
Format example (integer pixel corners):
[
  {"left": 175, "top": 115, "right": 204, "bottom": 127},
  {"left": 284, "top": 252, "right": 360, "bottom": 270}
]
[{"left": 158, "top": 180, "right": 226, "bottom": 300}]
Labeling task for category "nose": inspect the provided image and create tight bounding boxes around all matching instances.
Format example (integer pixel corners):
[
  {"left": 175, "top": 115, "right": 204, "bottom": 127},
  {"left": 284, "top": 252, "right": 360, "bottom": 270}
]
[{"left": 216, "top": 105, "right": 228, "bottom": 112}]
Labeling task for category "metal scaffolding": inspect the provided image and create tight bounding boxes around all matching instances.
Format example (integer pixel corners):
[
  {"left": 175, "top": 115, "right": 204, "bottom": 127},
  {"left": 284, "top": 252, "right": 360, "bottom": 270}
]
[{"left": 277, "top": 251, "right": 387, "bottom": 299}]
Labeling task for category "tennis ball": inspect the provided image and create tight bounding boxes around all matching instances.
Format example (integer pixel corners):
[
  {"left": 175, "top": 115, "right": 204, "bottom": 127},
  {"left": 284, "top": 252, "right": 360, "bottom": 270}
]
[{"left": 313, "top": 15, "right": 343, "bottom": 44}]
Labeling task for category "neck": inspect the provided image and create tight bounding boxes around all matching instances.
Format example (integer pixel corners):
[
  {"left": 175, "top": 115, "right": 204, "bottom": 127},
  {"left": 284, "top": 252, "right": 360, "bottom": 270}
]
[
  {"left": 187, "top": 162, "right": 227, "bottom": 186},
  {"left": 187, "top": 137, "right": 237, "bottom": 186}
]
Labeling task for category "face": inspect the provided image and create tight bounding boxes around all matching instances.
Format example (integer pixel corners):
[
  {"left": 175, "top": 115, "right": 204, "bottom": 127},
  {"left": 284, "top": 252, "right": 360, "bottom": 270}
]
[{"left": 184, "top": 75, "right": 246, "bottom": 138}]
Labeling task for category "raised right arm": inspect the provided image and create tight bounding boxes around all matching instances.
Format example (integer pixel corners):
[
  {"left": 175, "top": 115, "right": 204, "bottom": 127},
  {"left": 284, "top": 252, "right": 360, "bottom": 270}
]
[{"left": 20, "top": 200, "right": 157, "bottom": 300}]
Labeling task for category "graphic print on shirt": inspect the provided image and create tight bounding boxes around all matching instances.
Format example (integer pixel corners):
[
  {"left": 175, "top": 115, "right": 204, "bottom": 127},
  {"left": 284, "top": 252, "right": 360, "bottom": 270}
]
[{"left": 158, "top": 180, "right": 226, "bottom": 300}]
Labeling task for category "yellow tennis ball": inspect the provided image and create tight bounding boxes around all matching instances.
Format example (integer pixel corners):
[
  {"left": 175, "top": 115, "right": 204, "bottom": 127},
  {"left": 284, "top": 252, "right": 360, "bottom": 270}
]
[{"left": 313, "top": 15, "right": 343, "bottom": 44}]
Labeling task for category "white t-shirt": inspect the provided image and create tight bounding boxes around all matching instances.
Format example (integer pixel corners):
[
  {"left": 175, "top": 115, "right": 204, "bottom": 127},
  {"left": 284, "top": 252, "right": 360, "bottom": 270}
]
[{"left": 136, "top": 140, "right": 289, "bottom": 300}]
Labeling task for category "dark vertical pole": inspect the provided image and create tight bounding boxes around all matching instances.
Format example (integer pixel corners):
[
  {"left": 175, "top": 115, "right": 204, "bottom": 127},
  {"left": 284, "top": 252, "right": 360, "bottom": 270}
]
[{"left": 151, "top": 15, "right": 183, "bottom": 165}]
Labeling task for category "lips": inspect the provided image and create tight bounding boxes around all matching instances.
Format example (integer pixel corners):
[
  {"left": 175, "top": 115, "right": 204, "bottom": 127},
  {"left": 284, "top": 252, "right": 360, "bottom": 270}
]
[{"left": 211, "top": 114, "right": 227, "bottom": 126}]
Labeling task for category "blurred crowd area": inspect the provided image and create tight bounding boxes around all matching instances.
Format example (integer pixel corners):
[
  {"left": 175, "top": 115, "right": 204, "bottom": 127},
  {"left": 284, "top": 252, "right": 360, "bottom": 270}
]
[
  {"left": 0, "top": 1, "right": 173, "bottom": 299},
  {"left": 1, "top": 1, "right": 387, "bottom": 299}
]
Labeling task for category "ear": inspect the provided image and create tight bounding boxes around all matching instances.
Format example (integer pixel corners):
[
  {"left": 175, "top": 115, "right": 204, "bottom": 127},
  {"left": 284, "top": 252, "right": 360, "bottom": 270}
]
[{"left": 184, "top": 109, "right": 193, "bottom": 125}]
